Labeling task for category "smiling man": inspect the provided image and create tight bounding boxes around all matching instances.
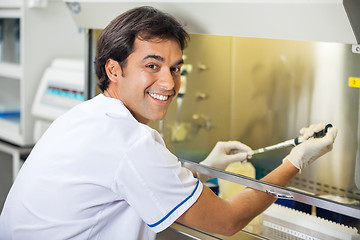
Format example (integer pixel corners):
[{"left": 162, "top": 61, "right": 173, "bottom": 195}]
[
  {"left": 0, "top": 6, "right": 337, "bottom": 240},
  {"left": 102, "top": 37, "right": 183, "bottom": 124}
]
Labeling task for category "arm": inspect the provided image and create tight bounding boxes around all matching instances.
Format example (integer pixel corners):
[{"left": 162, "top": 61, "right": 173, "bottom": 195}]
[
  {"left": 177, "top": 160, "right": 298, "bottom": 236},
  {"left": 177, "top": 124, "right": 337, "bottom": 236}
]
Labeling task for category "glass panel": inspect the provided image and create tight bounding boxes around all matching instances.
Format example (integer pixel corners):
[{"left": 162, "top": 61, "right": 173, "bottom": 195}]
[
  {"left": 153, "top": 34, "right": 360, "bottom": 196},
  {"left": 150, "top": 34, "right": 360, "bottom": 229}
]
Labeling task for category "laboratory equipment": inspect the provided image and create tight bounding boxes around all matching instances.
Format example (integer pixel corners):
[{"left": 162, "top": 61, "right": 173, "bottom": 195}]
[
  {"left": 248, "top": 124, "right": 333, "bottom": 157},
  {"left": 31, "top": 58, "right": 84, "bottom": 141}
]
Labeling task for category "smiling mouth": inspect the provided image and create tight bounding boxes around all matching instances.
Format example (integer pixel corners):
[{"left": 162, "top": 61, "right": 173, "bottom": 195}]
[{"left": 148, "top": 92, "right": 170, "bottom": 102}]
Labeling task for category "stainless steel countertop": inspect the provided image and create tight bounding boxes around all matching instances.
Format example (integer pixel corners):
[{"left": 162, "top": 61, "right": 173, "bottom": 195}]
[{"left": 156, "top": 222, "right": 267, "bottom": 240}]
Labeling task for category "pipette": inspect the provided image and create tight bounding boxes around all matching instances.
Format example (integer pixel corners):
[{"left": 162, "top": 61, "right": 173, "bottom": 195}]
[{"left": 247, "top": 124, "right": 333, "bottom": 157}]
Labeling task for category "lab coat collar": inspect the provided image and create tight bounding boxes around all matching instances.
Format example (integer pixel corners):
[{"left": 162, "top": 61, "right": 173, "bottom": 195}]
[{"left": 96, "top": 93, "right": 139, "bottom": 123}]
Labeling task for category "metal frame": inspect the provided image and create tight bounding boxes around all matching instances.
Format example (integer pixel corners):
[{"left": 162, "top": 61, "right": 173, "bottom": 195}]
[
  {"left": 84, "top": 29, "right": 95, "bottom": 100},
  {"left": 180, "top": 159, "right": 360, "bottom": 219}
]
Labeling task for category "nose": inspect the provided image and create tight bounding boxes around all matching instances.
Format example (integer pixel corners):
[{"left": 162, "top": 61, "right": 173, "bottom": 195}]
[{"left": 158, "top": 69, "right": 176, "bottom": 91}]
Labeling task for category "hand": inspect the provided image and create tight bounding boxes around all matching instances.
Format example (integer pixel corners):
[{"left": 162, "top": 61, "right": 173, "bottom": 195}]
[
  {"left": 284, "top": 123, "right": 338, "bottom": 172},
  {"left": 200, "top": 141, "right": 252, "bottom": 170}
]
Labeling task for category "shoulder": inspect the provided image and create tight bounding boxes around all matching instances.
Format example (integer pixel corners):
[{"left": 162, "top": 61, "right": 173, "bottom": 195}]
[{"left": 81, "top": 94, "right": 165, "bottom": 146}]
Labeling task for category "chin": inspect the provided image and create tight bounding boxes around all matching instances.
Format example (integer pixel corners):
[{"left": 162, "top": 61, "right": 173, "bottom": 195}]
[
  {"left": 151, "top": 113, "right": 167, "bottom": 121},
  {"left": 152, "top": 116, "right": 166, "bottom": 121}
]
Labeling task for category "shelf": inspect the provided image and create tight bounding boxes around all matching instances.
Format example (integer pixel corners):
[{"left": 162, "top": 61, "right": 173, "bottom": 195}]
[
  {"left": 0, "top": 0, "right": 21, "bottom": 9},
  {"left": 0, "top": 62, "right": 21, "bottom": 80},
  {"left": 0, "top": 9, "right": 21, "bottom": 18}
]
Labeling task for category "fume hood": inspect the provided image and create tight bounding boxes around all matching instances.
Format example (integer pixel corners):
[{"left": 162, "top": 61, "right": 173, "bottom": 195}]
[{"left": 64, "top": 1, "right": 360, "bottom": 239}]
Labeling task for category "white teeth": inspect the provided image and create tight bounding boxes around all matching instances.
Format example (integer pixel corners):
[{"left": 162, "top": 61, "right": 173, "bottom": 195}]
[{"left": 149, "top": 93, "right": 169, "bottom": 101}]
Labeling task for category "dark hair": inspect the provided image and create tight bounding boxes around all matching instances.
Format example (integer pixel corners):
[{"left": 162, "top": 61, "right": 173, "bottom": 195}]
[{"left": 95, "top": 6, "right": 189, "bottom": 92}]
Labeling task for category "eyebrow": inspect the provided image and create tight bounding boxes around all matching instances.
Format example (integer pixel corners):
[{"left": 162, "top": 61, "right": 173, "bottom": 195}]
[
  {"left": 175, "top": 59, "right": 184, "bottom": 66},
  {"left": 143, "top": 54, "right": 165, "bottom": 62},
  {"left": 143, "top": 54, "right": 184, "bottom": 66}
]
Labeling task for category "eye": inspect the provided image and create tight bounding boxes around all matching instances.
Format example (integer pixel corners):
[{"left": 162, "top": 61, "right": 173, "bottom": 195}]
[
  {"left": 146, "top": 64, "right": 160, "bottom": 71},
  {"left": 170, "top": 66, "right": 181, "bottom": 75}
]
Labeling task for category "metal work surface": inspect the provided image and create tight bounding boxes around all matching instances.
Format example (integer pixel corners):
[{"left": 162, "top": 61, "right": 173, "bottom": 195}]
[
  {"left": 180, "top": 159, "right": 360, "bottom": 219},
  {"left": 156, "top": 222, "right": 266, "bottom": 240}
]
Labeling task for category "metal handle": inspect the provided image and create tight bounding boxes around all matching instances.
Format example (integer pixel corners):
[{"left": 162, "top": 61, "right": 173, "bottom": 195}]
[{"left": 266, "top": 189, "right": 293, "bottom": 199}]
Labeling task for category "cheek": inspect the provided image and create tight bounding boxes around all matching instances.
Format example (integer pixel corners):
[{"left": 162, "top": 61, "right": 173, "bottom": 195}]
[
  {"left": 126, "top": 73, "right": 151, "bottom": 96},
  {"left": 140, "top": 72, "right": 157, "bottom": 88}
]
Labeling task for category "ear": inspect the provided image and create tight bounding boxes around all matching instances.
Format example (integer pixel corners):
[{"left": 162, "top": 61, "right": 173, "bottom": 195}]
[{"left": 105, "top": 59, "right": 122, "bottom": 83}]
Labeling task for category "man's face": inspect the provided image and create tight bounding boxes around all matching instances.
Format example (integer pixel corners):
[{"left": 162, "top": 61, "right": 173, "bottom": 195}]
[{"left": 105, "top": 37, "right": 183, "bottom": 124}]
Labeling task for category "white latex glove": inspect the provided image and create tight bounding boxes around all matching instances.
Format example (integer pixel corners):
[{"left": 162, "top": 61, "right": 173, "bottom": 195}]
[
  {"left": 197, "top": 141, "right": 252, "bottom": 182},
  {"left": 283, "top": 123, "right": 338, "bottom": 173},
  {"left": 200, "top": 141, "right": 252, "bottom": 170}
]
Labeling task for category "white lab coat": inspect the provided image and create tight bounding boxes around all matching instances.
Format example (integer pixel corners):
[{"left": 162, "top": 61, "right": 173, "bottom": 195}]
[{"left": 0, "top": 94, "right": 203, "bottom": 240}]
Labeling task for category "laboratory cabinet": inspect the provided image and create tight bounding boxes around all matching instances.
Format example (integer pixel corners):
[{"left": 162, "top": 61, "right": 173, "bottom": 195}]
[
  {"left": 0, "top": 0, "right": 84, "bottom": 206},
  {"left": 0, "top": 0, "right": 84, "bottom": 147}
]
